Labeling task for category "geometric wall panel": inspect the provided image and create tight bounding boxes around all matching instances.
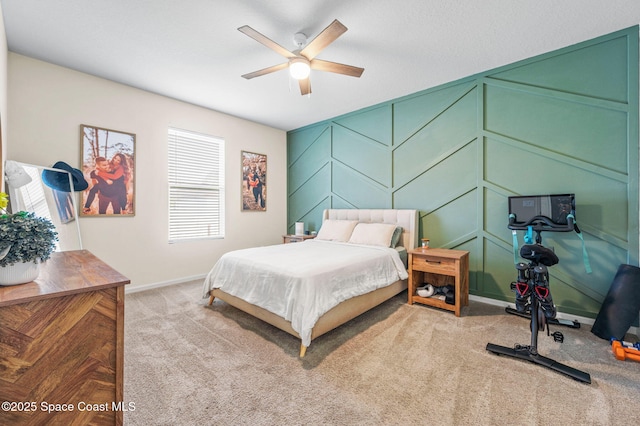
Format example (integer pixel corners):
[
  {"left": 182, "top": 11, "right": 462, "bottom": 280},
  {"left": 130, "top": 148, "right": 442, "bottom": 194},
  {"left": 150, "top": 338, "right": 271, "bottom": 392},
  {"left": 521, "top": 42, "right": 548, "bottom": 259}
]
[
  {"left": 333, "top": 125, "right": 390, "bottom": 187},
  {"left": 288, "top": 129, "right": 331, "bottom": 195},
  {"left": 287, "top": 26, "right": 639, "bottom": 319},
  {"left": 485, "top": 83, "right": 628, "bottom": 173},
  {"left": 484, "top": 138, "right": 629, "bottom": 242},
  {"left": 332, "top": 162, "right": 390, "bottom": 209},
  {"left": 329, "top": 195, "right": 358, "bottom": 210},
  {"left": 287, "top": 124, "right": 329, "bottom": 163},
  {"left": 422, "top": 189, "right": 478, "bottom": 248},
  {"left": 295, "top": 199, "right": 332, "bottom": 234},
  {"left": 393, "top": 81, "right": 476, "bottom": 144},
  {"left": 482, "top": 237, "right": 518, "bottom": 300},
  {"left": 393, "top": 87, "right": 477, "bottom": 187},
  {"left": 393, "top": 142, "right": 477, "bottom": 212},
  {"left": 489, "top": 33, "right": 629, "bottom": 104},
  {"left": 484, "top": 186, "right": 512, "bottom": 243},
  {"left": 334, "top": 104, "right": 392, "bottom": 145},
  {"left": 288, "top": 164, "right": 331, "bottom": 229}
]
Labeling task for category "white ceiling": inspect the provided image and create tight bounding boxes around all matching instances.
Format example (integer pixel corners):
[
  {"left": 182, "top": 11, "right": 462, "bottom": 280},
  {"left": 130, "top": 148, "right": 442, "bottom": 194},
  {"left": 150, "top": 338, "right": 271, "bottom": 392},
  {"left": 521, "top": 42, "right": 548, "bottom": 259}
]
[{"left": 1, "top": 1, "right": 640, "bottom": 131}]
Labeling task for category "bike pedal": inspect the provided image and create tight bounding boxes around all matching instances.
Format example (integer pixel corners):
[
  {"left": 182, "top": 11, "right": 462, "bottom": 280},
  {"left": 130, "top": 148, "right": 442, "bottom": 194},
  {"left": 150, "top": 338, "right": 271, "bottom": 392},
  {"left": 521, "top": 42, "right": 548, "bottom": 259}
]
[{"left": 551, "top": 331, "right": 564, "bottom": 343}]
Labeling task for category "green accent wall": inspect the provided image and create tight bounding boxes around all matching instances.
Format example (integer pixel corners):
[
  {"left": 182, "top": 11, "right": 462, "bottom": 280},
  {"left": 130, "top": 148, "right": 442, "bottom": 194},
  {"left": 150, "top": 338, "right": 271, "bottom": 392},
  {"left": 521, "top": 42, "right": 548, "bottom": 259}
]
[{"left": 287, "top": 26, "right": 639, "bottom": 319}]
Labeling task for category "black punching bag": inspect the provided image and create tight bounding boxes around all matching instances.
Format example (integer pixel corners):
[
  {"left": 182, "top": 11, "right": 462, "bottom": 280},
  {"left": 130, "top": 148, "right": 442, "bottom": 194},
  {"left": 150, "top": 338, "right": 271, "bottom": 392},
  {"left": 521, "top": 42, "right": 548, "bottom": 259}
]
[{"left": 591, "top": 264, "right": 640, "bottom": 340}]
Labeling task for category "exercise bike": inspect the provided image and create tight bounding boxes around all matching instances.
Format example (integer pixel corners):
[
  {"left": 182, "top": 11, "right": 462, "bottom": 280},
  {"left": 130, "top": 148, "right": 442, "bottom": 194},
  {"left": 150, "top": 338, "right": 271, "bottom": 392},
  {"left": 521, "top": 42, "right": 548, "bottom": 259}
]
[{"left": 486, "top": 195, "right": 591, "bottom": 384}]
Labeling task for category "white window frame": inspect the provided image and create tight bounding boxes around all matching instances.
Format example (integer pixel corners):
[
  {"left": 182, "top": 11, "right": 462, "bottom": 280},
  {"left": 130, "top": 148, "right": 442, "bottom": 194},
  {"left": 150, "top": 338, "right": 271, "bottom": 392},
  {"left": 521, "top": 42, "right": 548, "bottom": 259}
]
[{"left": 168, "top": 128, "right": 225, "bottom": 243}]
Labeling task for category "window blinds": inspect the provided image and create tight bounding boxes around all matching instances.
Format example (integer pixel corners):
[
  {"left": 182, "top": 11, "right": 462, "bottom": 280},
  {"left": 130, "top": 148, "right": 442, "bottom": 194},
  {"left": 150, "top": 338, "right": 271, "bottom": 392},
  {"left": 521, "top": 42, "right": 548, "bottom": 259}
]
[{"left": 168, "top": 128, "right": 225, "bottom": 242}]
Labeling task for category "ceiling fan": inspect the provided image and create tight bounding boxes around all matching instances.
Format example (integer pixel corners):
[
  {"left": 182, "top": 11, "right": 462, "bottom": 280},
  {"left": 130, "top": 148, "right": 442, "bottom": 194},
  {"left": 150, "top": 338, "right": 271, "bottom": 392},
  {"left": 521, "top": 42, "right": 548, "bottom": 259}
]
[{"left": 238, "top": 19, "right": 364, "bottom": 96}]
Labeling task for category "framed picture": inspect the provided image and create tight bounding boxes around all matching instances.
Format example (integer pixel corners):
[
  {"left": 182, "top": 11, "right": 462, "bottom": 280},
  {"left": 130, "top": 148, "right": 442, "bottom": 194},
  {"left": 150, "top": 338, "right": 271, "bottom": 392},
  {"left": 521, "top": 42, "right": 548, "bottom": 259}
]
[
  {"left": 241, "top": 151, "right": 267, "bottom": 211},
  {"left": 80, "top": 124, "right": 135, "bottom": 216}
]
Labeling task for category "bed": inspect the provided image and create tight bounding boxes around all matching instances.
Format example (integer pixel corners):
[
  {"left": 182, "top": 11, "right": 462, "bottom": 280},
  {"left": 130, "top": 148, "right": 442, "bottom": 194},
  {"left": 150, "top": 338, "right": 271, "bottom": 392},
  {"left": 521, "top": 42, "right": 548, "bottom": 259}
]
[{"left": 203, "top": 209, "right": 418, "bottom": 357}]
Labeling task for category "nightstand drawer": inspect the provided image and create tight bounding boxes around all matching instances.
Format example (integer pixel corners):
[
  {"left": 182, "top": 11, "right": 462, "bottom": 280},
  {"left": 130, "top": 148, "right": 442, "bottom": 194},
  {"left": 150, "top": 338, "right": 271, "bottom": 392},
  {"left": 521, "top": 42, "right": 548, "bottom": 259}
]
[{"left": 412, "top": 255, "right": 456, "bottom": 274}]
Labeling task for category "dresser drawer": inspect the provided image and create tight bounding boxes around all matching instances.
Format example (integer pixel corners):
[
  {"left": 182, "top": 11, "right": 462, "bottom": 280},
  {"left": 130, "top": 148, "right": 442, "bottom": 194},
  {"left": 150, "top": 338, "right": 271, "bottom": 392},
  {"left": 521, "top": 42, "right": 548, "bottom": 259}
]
[{"left": 412, "top": 254, "right": 457, "bottom": 275}]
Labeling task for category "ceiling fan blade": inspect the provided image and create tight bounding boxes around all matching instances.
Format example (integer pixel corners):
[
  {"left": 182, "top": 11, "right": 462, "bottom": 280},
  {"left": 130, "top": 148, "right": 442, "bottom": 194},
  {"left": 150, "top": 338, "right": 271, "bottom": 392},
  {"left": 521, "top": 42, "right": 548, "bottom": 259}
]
[
  {"left": 299, "top": 78, "right": 311, "bottom": 95},
  {"left": 300, "top": 19, "right": 347, "bottom": 60},
  {"left": 241, "top": 62, "right": 289, "bottom": 79},
  {"left": 238, "top": 25, "right": 296, "bottom": 59},
  {"left": 310, "top": 59, "right": 364, "bottom": 77}
]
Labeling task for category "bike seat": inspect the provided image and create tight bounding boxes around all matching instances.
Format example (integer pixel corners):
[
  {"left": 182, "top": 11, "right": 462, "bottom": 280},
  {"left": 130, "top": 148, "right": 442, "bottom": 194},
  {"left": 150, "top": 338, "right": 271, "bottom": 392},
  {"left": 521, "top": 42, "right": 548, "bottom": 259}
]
[{"left": 520, "top": 244, "right": 559, "bottom": 266}]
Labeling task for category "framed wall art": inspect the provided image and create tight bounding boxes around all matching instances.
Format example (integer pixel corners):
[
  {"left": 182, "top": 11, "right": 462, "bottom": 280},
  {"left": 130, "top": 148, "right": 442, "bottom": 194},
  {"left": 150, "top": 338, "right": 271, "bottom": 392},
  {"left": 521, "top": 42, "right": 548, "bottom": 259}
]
[
  {"left": 241, "top": 151, "right": 267, "bottom": 211},
  {"left": 80, "top": 124, "right": 135, "bottom": 216}
]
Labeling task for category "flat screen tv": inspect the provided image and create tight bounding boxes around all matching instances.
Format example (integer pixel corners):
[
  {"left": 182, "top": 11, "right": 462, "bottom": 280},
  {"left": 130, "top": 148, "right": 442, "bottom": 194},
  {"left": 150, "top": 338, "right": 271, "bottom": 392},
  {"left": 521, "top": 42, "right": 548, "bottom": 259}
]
[{"left": 508, "top": 193, "right": 575, "bottom": 231}]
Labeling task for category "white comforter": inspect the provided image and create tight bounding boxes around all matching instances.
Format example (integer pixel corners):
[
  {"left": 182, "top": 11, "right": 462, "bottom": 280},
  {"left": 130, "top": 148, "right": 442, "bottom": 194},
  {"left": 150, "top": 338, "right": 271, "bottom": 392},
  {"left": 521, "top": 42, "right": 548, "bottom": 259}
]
[{"left": 203, "top": 239, "right": 408, "bottom": 347}]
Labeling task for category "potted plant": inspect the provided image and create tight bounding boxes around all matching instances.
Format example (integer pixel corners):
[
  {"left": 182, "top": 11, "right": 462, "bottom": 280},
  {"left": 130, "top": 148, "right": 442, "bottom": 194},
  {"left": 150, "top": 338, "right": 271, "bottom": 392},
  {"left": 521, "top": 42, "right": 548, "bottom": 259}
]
[{"left": 0, "top": 192, "right": 58, "bottom": 285}]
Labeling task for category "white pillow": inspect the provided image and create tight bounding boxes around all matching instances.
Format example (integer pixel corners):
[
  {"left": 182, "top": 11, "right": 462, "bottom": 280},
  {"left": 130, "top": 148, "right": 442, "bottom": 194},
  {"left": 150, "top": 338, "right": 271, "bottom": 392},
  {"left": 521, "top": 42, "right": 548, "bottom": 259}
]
[
  {"left": 348, "top": 223, "right": 398, "bottom": 247},
  {"left": 315, "top": 220, "right": 359, "bottom": 242}
]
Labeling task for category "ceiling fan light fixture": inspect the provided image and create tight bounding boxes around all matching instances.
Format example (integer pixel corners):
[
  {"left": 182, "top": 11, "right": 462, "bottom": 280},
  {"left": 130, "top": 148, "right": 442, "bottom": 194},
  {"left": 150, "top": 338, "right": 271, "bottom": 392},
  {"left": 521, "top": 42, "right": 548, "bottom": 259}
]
[
  {"left": 239, "top": 19, "right": 363, "bottom": 95},
  {"left": 289, "top": 57, "right": 311, "bottom": 80}
]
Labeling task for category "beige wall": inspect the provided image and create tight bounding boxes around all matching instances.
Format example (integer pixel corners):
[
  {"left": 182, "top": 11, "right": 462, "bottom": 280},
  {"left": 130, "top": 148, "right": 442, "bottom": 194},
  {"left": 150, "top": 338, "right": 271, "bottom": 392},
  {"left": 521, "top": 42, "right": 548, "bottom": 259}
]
[{"left": 7, "top": 53, "right": 287, "bottom": 290}]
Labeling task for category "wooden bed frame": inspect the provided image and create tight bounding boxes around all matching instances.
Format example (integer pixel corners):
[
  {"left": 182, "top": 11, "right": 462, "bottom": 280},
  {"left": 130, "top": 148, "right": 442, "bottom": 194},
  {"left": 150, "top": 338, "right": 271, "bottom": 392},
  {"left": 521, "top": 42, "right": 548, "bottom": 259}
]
[{"left": 207, "top": 209, "right": 419, "bottom": 357}]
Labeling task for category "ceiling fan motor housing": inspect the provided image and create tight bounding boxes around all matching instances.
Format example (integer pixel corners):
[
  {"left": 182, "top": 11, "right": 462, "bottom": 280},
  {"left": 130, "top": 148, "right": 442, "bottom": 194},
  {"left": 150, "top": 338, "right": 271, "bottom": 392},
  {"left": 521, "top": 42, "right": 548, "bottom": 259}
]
[{"left": 293, "top": 32, "right": 307, "bottom": 48}]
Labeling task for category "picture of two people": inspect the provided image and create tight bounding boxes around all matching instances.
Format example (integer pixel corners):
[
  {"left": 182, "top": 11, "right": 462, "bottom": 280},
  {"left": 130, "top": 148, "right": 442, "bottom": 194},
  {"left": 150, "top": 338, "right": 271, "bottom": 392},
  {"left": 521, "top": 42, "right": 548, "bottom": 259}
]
[{"left": 81, "top": 125, "right": 135, "bottom": 216}]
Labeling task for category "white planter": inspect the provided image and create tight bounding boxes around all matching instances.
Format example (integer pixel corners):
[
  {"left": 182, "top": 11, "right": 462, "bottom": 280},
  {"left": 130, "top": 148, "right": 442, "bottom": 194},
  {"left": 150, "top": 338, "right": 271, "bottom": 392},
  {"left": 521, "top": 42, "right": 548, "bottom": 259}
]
[{"left": 0, "top": 261, "right": 41, "bottom": 286}]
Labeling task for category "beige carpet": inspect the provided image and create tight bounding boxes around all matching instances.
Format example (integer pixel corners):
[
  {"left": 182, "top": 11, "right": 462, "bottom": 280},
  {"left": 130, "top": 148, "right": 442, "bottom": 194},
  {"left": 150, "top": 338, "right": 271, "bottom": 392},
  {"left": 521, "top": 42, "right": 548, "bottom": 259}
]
[{"left": 124, "top": 280, "right": 639, "bottom": 425}]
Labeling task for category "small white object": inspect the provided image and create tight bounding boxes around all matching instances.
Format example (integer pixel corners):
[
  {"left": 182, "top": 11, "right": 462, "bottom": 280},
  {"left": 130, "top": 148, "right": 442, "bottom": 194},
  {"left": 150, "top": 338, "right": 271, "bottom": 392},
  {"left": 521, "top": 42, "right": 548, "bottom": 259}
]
[
  {"left": 295, "top": 222, "right": 305, "bottom": 236},
  {"left": 4, "top": 160, "right": 32, "bottom": 188},
  {"left": 0, "top": 261, "right": 40, "bottom": 286},
  {"left": 416, "top": 284, "right": 435, "bottom": 297},
  {"left": 293, "top": 32, "right": 307, "bottom": 48}
]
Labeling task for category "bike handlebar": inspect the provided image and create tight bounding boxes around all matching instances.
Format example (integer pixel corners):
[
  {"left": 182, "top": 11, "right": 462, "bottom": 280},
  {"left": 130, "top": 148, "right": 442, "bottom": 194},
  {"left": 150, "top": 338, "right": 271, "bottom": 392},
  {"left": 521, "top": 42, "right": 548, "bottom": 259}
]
[{"left": 508, "top": 214, "right": 574, "bottom": 232}]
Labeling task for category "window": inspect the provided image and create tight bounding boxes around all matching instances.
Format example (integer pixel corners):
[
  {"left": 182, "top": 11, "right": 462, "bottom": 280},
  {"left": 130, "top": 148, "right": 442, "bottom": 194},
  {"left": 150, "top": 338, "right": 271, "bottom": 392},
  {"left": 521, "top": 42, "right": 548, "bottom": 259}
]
[
  {"left": 11, "top": 166, "right": 51, "bottom": 220},
  {"left": 168, "top": 128, "right": 225, "bottom": 242}
]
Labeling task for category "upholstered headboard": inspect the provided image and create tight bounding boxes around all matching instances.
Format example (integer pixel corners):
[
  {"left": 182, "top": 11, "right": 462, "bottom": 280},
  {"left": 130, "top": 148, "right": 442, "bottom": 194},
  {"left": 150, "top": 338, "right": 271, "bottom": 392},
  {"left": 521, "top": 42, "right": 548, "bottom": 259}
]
[{"left": 322, "top": 209, "right": 419, "bottom": 250}]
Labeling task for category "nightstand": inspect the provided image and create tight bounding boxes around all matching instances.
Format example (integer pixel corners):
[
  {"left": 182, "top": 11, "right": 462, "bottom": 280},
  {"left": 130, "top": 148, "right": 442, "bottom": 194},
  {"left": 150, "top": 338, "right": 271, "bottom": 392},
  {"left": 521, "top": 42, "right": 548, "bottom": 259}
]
[
  {"left": 408, "top": 247, "right": 469, "bottom": 316},
  {"left": 283, "top": 234, "right": 316, "bottom": 244}
]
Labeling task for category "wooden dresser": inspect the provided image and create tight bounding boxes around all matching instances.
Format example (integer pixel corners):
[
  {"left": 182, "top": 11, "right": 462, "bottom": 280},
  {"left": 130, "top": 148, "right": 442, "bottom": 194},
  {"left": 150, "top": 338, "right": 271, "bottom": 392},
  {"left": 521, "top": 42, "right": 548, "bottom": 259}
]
[{"left": 0, "top": 250, "right": 130, "bottom": 425}]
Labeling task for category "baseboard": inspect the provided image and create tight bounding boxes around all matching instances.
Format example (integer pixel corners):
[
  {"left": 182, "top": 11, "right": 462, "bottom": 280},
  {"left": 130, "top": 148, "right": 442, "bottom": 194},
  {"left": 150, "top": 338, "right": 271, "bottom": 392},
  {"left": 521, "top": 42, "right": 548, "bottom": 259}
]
[
  {"left": 125, "top": 274, "right": 206, "bottom": 294},
  {"left": 124, "top": 281, "right": 639, "bottom": 337},
  {"left": 469, "top": 294, "right": 639, "bottom": 337}
]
